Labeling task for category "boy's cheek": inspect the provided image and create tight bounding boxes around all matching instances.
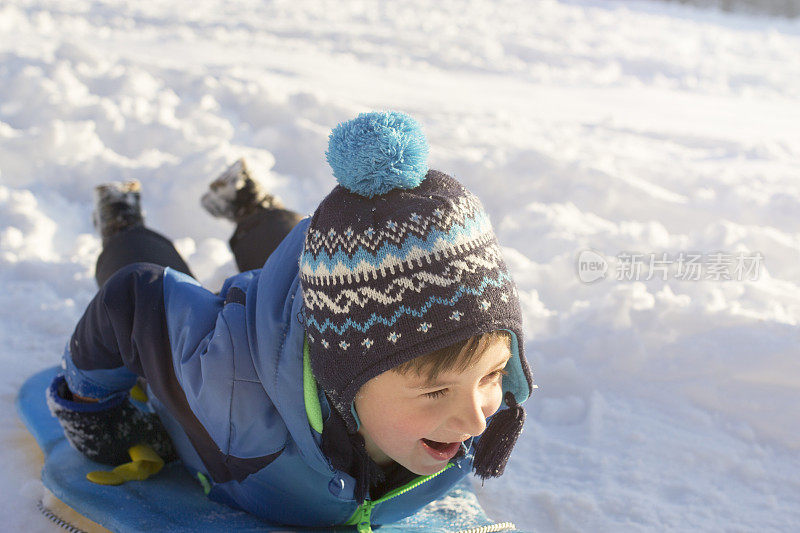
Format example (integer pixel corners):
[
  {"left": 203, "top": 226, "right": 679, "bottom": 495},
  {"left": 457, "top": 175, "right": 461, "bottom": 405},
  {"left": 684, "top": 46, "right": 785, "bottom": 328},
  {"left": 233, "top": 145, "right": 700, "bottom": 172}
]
[
  {"left": 390, "top": 408, "right": 439, "bottom": 442},
  {"left": 367, "top": 404, "right": 426, "bottom": 442}
]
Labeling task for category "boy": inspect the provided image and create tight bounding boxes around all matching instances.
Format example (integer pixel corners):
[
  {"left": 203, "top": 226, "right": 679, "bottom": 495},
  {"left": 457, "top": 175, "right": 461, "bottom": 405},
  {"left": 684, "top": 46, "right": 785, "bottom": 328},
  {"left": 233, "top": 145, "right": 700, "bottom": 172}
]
[{"left": 47, "top": 111, "right": 534, "bottom": 530}]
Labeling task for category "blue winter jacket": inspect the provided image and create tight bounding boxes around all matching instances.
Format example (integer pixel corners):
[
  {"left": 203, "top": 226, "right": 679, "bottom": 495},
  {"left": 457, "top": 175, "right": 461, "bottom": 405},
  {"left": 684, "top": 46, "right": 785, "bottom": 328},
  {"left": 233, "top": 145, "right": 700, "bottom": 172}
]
[{"left": 61, "top": 218, "right": 473, "bottom": 528}]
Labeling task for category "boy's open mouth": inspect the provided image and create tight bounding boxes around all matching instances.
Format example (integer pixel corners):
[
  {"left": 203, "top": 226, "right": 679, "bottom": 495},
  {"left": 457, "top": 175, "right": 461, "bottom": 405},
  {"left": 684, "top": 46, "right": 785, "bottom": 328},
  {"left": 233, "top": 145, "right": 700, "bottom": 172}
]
[
  {"left": 421, "top": 438, "right": 454, "bottom": 451},
  {"left": 420, "top": 438, "right": 461, "bottom": 460}
]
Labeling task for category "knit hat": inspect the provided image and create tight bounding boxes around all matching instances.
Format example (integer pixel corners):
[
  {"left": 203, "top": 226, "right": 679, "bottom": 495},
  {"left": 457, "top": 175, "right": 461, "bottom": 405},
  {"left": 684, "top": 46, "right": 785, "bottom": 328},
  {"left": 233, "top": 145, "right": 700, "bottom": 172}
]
[{"left": 300, "top": 111, "right": 534, "bottom": 480}]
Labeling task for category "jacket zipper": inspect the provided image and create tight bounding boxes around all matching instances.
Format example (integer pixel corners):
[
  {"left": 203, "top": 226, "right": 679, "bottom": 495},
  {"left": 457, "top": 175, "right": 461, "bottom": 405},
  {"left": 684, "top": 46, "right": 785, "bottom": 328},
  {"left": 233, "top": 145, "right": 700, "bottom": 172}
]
[{"left": 344, "top": 462, "right": 455, "bottom": 533}]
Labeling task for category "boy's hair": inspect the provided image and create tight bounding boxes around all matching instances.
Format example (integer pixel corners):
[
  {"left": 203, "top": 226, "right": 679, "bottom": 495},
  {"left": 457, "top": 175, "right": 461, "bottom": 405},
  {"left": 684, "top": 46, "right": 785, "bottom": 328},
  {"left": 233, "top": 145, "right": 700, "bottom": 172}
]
[{"left": 392, "top": 330, "right": 511, "bottom": 382}]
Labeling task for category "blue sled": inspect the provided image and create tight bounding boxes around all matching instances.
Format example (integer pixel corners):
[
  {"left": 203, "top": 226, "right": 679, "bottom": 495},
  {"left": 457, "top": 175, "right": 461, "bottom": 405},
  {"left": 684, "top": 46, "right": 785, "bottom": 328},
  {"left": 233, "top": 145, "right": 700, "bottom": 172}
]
[{"left": 17, "top": 366, "right": 527, "bottom": 532}]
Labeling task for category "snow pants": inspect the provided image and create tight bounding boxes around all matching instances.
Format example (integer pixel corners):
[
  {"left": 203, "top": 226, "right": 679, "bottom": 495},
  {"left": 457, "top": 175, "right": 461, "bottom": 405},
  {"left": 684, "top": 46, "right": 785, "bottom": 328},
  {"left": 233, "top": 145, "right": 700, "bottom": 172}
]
[{"left": 95, "top": 207, "right": 304, "bottom": 287}]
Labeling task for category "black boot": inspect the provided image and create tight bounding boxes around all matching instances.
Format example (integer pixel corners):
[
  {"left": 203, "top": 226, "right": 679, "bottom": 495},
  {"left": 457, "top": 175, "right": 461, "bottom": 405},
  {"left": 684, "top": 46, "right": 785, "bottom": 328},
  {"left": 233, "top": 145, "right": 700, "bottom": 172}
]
[
  {"left": 201, "top": 158, "right": 284, "bottom": 224},
  {"left": 93, "top": 181, "right": 145, "bottom": 245}
]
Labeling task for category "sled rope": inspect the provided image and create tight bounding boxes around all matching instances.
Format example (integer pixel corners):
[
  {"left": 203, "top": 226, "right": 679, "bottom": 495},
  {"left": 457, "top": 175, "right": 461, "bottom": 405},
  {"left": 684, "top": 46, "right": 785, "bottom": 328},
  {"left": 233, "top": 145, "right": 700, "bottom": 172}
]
[
  {"left": 454, "top": 522, "right": 516, "bottom": 533},
  {"left": 36, "top": 498, "right": 87, "bottom": 533}
]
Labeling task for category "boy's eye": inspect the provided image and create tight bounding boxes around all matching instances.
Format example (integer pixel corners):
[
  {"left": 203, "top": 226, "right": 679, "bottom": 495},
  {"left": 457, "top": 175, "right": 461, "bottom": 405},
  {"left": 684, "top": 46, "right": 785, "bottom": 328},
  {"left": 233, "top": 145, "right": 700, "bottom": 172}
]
[
  {"left": 423, "top": 389, "right": 447, "bottom": 399},
  {"left": 421, "top": 370, "right": 507, "bottom": 400}
]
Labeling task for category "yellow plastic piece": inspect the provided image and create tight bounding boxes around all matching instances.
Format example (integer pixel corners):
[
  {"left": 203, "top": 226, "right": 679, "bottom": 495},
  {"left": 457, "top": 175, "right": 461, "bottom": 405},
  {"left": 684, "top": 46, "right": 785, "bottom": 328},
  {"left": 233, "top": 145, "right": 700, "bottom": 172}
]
[
  {"left": 86, "top": 444, "right": 165, "bottom": 486},
  {"left": 86, "top": 470, "right": 125, "bottom": 485},
  {"left": 129, "top": 383, "right": 148, "bottom": 402},
  {"left": 128, "top": 443, "right": 163, "bottom": 466}
]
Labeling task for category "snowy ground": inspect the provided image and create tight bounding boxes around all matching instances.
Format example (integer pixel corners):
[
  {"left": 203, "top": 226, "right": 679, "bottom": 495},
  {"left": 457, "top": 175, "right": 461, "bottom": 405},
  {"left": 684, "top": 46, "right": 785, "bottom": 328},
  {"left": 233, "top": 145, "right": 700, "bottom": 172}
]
[{"left": 1, "top": 0, "right": 799, "bottom": 531}]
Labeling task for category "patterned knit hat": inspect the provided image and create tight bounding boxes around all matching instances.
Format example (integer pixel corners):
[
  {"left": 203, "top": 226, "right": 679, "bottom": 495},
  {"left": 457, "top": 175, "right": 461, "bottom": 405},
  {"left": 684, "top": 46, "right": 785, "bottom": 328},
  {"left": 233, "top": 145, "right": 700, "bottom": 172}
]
[{"left": 300, "top": 111, "right": 534, "bottom": 479}]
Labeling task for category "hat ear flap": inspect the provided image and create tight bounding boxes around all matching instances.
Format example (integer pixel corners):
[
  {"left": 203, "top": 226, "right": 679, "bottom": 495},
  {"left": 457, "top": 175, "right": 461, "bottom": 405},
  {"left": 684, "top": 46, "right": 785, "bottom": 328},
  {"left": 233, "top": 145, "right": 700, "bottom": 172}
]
[
  {"left": 350, "top": 403, "right": 362, "bottom": 431},
  {"left": 472, "top": 391, "right": 526, "bottom": 481},
  {"left": 500, "top": 329, "right": 534, "bottom": 403},
  {"left": 473, "top": 329, "right": 532, "bottom": 480}
]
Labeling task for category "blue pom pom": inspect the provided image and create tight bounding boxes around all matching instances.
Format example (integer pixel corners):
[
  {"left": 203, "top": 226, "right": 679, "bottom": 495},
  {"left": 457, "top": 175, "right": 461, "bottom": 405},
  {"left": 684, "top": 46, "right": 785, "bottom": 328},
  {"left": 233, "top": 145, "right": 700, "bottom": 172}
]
[{"left": 326, "top": 111, "right": 429, "bottom": 198}]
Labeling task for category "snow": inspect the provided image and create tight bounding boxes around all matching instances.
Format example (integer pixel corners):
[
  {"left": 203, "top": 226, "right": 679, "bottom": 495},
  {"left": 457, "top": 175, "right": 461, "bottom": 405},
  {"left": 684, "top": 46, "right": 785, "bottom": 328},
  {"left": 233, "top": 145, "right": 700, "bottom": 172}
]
[{"left": 1, "top": 0, "right": 799, "bottom": 531}]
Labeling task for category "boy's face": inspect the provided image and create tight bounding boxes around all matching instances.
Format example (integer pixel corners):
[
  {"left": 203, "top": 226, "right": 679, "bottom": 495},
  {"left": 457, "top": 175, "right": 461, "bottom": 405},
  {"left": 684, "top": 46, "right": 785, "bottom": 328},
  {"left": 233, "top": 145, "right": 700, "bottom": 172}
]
[{"left": 354, "top": 335, "right": 512, "bottom": 476}]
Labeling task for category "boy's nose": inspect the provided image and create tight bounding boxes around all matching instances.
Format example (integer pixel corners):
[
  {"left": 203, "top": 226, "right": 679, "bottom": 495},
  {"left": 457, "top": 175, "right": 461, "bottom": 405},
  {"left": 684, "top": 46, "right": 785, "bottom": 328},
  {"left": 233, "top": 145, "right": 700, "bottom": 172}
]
[{"left": 450, "top": 391, "right": 489, "bottom": 437}]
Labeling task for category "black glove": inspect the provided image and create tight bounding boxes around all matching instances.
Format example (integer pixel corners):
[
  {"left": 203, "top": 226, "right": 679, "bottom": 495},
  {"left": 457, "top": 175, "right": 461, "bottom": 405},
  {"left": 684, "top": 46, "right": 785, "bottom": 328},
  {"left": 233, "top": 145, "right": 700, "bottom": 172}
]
[{"left": 47, "top": 374, "right": 177, "bottom": 465}]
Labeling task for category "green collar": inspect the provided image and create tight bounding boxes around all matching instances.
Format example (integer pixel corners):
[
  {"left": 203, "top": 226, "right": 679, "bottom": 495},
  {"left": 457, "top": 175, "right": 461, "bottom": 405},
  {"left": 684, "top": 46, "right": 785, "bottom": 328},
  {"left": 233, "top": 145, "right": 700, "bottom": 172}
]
[{"left": 303, "top": 337, "right": 324, "bottom": 434}]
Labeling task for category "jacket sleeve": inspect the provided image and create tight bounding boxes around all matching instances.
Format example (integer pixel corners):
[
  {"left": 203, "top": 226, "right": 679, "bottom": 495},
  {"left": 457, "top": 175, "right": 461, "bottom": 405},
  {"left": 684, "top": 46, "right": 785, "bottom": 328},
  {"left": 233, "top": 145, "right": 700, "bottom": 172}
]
[{"left": 63, "top": 262, "right": 285, "bottom": 484}]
